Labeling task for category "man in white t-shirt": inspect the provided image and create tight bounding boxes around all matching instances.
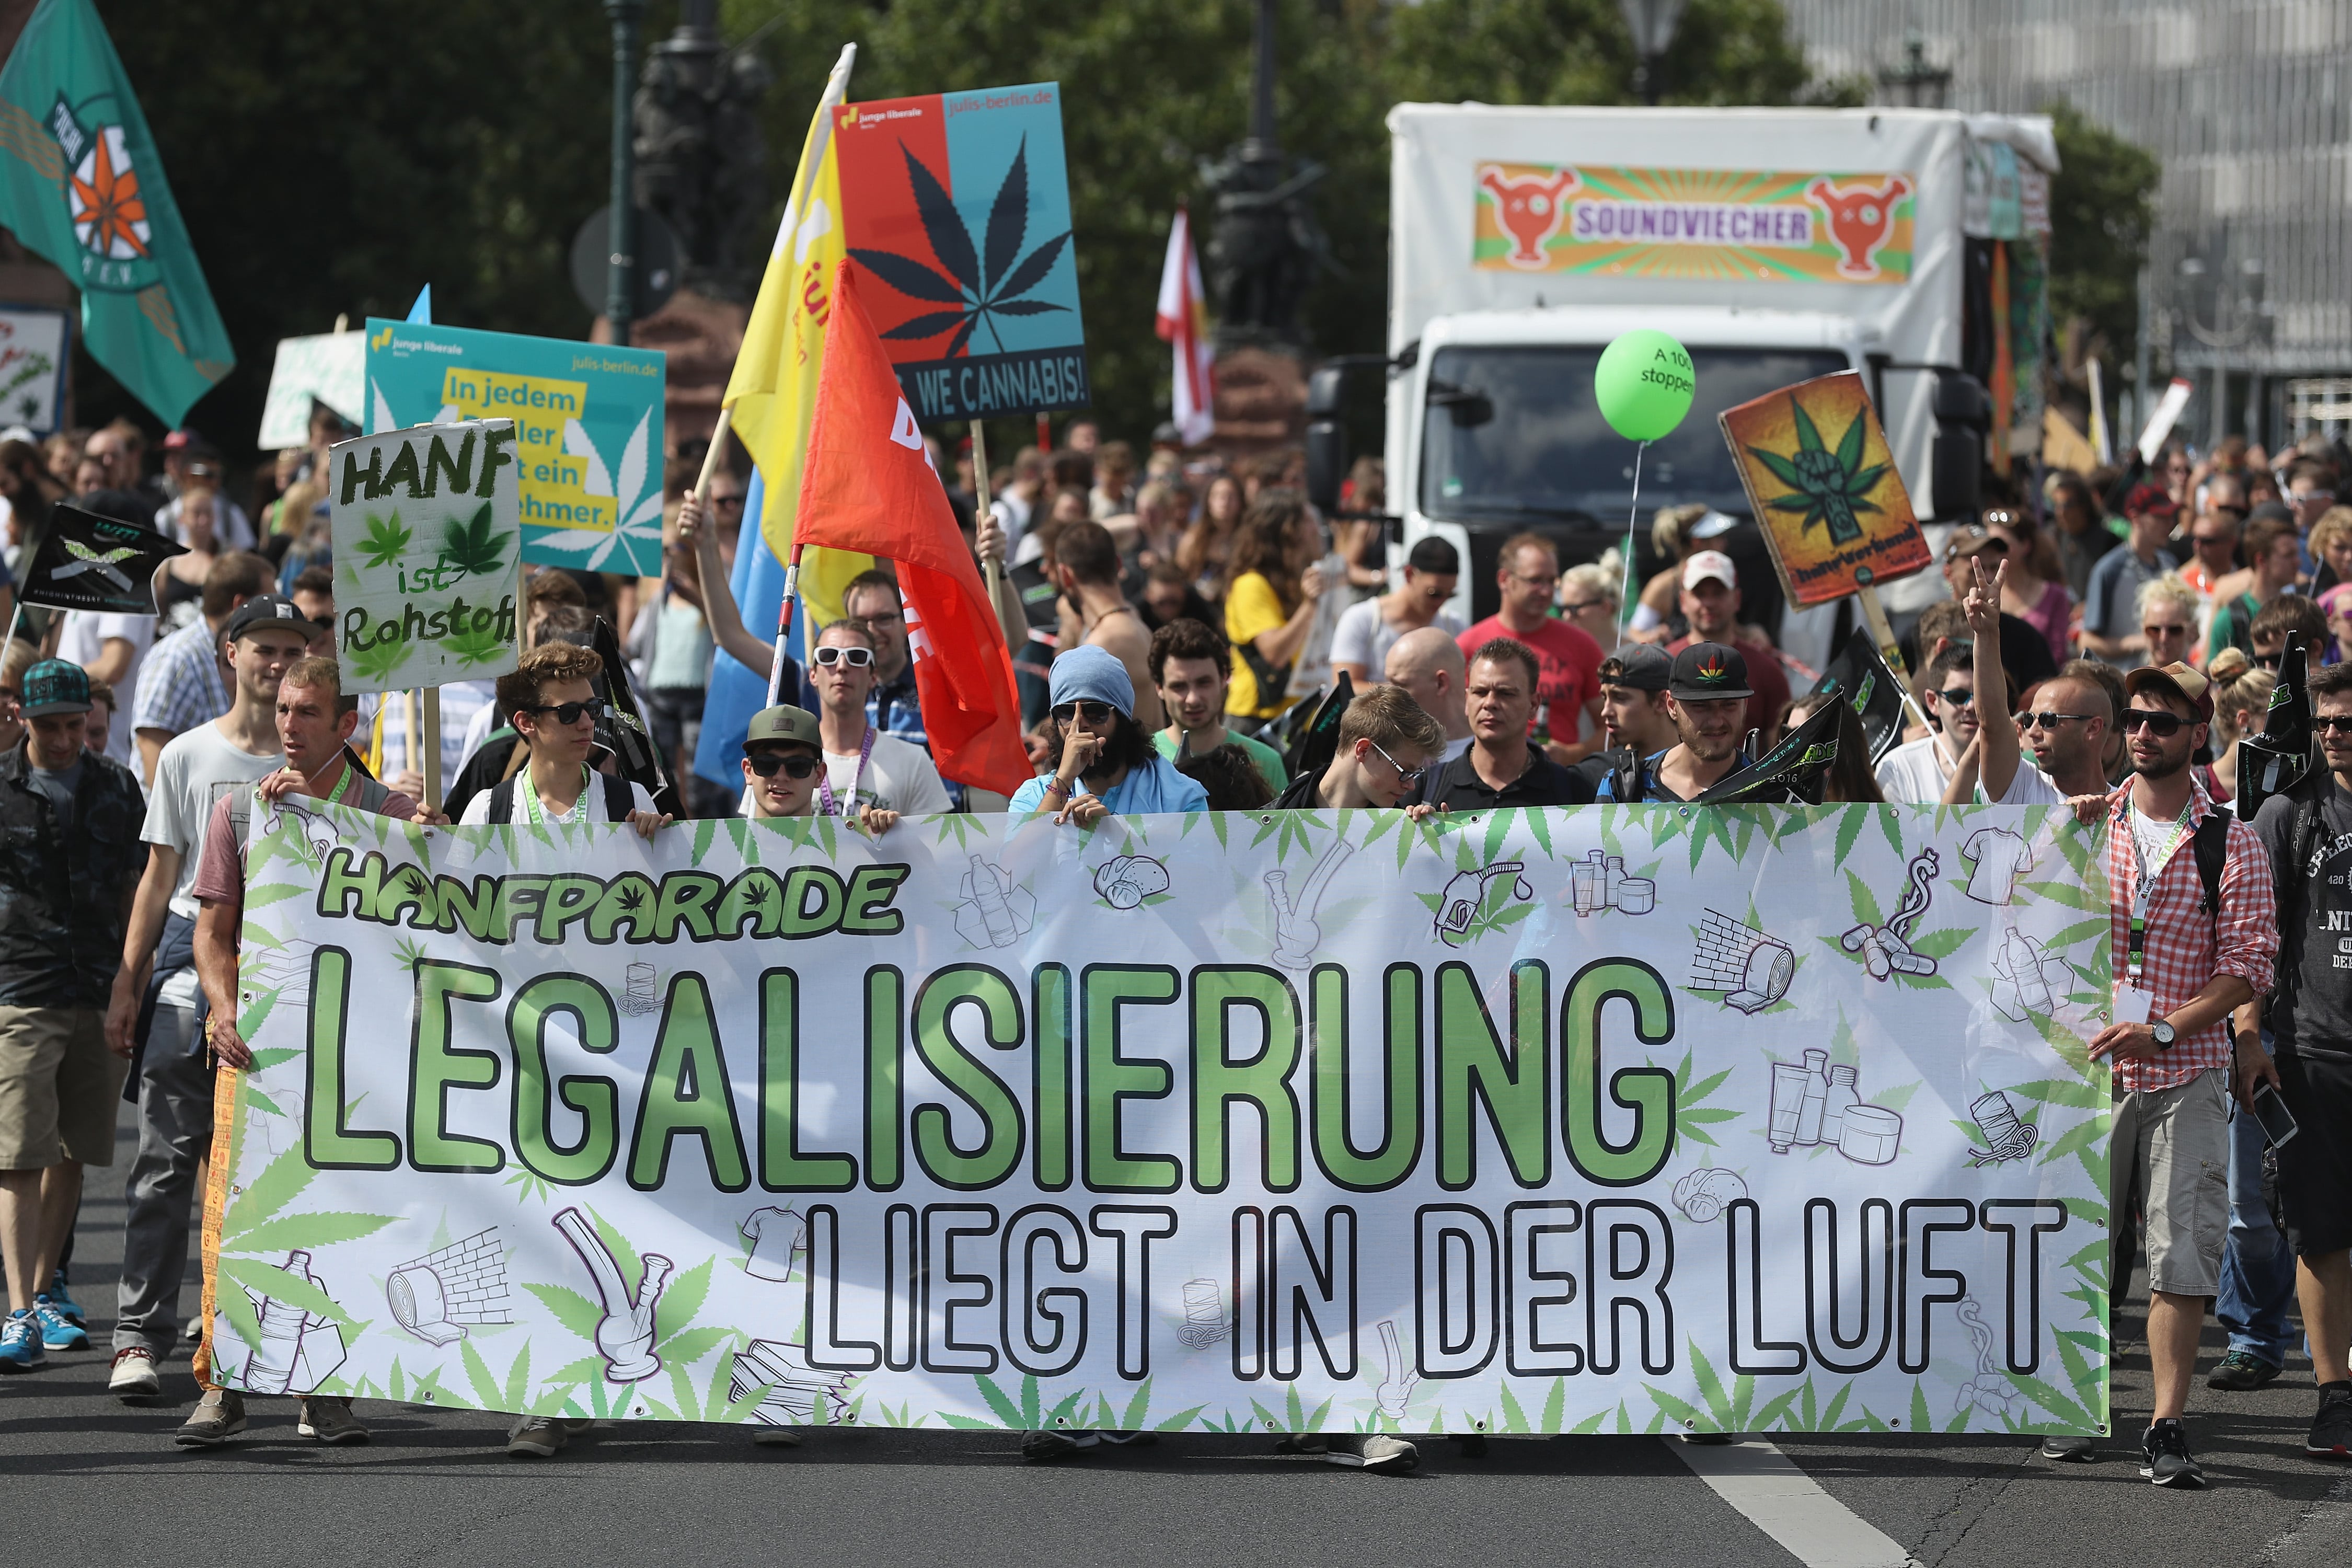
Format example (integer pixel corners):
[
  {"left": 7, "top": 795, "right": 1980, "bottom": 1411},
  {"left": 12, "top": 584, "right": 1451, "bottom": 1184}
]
[
  {"left": 456, "top": 642, "right": 666, "bottom": 834},
  {"left": 804, "top": 620, "right": 950, "bottom": 821},
  {"left": 1953, "top": 555, "right": 2116, "bottom": 808},
  {"left": 56, "top": 609, "right": 152, "bottom": 769},
  {"left": 1873, "top": 641, "right": 1985, "bottom": 803},
  {"left": 103, "top": 595, "right": 311, "bottom": 1387},
  {"left": 1330, "top": 535, "right": 1463, "bottom": 688}
]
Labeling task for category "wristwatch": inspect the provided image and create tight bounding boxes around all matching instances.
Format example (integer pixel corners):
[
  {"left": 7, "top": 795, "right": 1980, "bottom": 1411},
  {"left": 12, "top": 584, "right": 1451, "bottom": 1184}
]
[{"left": 2151, "top": 1019, "right": 2176, "bottom": 1051}]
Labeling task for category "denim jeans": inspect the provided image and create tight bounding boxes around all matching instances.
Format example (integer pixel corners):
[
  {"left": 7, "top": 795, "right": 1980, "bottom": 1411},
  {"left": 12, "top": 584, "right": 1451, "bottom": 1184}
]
[{"left": 2215, "top": 1084, "right": 2299, "bottom": 1367}]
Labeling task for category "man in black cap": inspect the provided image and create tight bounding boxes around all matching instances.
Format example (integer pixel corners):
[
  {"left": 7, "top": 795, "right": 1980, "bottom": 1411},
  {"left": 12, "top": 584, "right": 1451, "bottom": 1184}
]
[
  {"left": 0, "top": 660, "right": 145, "bottom": 1375},
  {"left": 1596, "top": 642, "right": 1757, "bottom": 801},
  {"left": 104, "top": 595, "right": 313, "bottom": 1399},
  {"left": 1415, "top": 637, "right": 1592, "bottom": 810},
  {"left": 1578, "top": 645, "right": 1678, "bottom": 798}
]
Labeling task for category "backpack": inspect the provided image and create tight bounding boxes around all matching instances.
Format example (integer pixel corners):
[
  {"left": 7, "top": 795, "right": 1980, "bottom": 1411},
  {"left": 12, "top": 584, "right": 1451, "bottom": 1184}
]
[{"left": 487, "top": 771, "right": 637, "bottom": 825}]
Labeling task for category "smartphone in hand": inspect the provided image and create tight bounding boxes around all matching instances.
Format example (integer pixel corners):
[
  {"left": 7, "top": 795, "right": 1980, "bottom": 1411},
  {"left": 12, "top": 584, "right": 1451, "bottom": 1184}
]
[{"left": 2251, "top": 1082, "right": 2300, "bottom": 1149}]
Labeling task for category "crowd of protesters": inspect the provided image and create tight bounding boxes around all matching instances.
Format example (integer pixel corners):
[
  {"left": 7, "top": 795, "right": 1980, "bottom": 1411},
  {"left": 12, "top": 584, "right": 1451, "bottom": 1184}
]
[{"left": 1, "top": 410, "right": 2347, "bottom": 1482}]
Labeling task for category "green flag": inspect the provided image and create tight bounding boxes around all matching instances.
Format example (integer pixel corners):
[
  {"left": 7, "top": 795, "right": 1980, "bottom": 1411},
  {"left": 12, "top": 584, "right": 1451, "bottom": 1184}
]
[{"left": 0, "top": 0, "right": 232, "bottom": 426}]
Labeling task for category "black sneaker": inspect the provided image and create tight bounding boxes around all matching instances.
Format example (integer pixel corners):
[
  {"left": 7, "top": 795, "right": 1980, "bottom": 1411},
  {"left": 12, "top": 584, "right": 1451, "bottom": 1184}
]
[
  {"left": 1455, "top": 1433, "right": 1489, "bottom": 1457},
  {"left": 2207, "top": 1350, "right": 2281, "bottom": 1391},
  {"left": 2140, "top": 1419, "right": 2205, "bottom": 1487},
  {"left": 2308, "top": 1383, "right": 2352, "bottom": 1460},
  {"left": 2040, "top": 1434, "right": 2095, "bottom": 1462},
  {"left": 1020, "top": 1428, "right": 1101, "bottom": 1461}
]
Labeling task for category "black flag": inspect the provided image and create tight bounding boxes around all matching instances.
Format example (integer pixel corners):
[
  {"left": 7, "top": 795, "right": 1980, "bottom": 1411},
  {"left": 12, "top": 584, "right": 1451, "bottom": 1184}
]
[
  {"left": 2233, "top": 630, "right": 2313, "bottom": 822},
  {"left": 1691, "top": 694, "right": 1842, "bottom": 804},
  {"left": 1811, "top": 624, "right": 1907, "bottom": 763},
  {"left": 1281, "top": 671, "right": 1356, "bottom": 786},
  {"left": 12, "top": 502, "right": 186, "bottom": 615},
  {"left": 591, "top": 613, "right": 679, "bottom": 818}
]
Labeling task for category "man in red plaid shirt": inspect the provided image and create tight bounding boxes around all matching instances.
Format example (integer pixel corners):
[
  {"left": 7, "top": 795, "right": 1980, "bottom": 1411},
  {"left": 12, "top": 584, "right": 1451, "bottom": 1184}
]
[{"left": 2046, "top": 659, "right": 2278, "bottom": 1485}]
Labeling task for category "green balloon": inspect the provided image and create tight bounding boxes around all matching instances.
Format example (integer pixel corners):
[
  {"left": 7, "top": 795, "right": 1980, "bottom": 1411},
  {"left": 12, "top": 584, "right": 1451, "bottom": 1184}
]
[{"left": 1594, "top": 329, "right": 1696, "bottom": 443}]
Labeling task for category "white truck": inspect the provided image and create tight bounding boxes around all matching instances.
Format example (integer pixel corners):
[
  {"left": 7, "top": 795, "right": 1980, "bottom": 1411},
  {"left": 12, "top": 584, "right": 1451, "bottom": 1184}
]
[{"left": 1307, "top": 103, "right": 2058, "bottom": 668}]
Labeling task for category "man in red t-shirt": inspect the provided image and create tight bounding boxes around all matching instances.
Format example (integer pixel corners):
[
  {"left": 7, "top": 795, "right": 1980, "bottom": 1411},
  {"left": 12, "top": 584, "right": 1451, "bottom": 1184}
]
[
  {"left": 1665, "top": 550, "right": 1790, "bottom": 741},
  {"left": 1455, "top": 532, "right": 1604, "bottom": 764}
]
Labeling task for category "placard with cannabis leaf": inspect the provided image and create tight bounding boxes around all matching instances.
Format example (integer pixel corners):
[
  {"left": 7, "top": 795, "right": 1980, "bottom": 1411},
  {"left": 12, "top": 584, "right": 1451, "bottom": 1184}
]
[{"left": 329, "top": 418, "right": 522, "bottom": 695}]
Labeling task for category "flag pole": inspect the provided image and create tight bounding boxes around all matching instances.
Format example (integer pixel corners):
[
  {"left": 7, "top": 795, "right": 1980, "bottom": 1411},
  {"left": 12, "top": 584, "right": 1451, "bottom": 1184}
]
[
  {"left": 971, "top": 418, "right": 1002, "bottom": 607},
  {"left": 420, "top": 686, "right": 442, "bottom": 816},
  {"left": 2, "top": 594, "right": 22, "bottom": 656},
  {"left": 766, "top": 543, "right": 805, "bottom": 707}
]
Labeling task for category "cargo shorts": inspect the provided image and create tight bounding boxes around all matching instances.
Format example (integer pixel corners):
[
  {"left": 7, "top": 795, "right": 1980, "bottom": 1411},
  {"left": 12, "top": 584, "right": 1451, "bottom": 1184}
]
[
  {"left": 0, "top": 1006, "right": 126, "bottom": 1170},
  {"left": 2110, "top": 1067, "right": 2232, "bottom": 1298}
]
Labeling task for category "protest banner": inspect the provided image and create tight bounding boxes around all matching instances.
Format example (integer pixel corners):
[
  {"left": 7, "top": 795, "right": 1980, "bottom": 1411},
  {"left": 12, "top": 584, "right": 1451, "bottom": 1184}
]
[
  {"left": 259, "top": 330, "right": 364, "bottom": 450},
  {"left": 0, "top": 305, "right": 69, "bottom": 432},
  {"left": 835, "top": 81, "right": 1088, "bottom": 422},
  {"left": 328, "top": 420, "right": 522, "bottom": 694},
  {"left": 1720, "top": 370, "right": 1932, "bottom": 610},
  {"left": 364, "top": 319, "right": 666, "bottom": 577},
  {"left": 13, "top": 500, "right": 182, "bottom": 613},
  {"left": 210, "top": 802, "right": 2112, "bottom": 1437}
]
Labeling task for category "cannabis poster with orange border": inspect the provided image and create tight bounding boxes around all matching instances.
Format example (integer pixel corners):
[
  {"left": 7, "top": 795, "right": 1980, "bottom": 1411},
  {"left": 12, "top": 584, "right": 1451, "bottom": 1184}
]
[{"left": 1721, "top": 371, "right": 1932, "bottom": 608}]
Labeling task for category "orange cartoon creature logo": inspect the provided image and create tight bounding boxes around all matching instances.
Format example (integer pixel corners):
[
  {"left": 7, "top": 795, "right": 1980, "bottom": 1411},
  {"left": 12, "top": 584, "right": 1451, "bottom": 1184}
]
[
  {"left": 1479, "top": 165, "right": 1580, "bottom": 270},
  {"left": 1806, "top": 176, "right": 1911, "bottom": 280}
]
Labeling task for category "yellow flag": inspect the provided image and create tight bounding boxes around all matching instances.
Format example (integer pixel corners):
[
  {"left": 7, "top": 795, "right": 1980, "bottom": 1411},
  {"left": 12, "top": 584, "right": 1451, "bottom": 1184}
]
[{"left": 724, "top": 43, "right": 871, "bottom": 627}]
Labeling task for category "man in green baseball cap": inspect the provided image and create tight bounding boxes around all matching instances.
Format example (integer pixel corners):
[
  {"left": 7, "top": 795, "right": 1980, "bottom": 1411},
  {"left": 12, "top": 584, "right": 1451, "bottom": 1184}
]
[{"left": 740, "top": 704, "right": 902, "bottom": 837}]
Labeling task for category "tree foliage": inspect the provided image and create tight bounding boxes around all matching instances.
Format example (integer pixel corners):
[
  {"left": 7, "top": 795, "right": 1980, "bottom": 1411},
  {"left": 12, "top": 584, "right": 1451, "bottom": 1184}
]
[{"left": 2044, "top": 98, "right": 2160, "bottom": 364}]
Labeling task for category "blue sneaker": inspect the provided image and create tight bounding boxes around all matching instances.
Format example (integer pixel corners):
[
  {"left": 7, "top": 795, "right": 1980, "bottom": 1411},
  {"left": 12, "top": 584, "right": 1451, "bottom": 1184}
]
[
  {"left": 48, "top": 1271, "right": 83, "bottom": 1327},
  {"left": 0, "top": 1308, "right": 45, "bottom": 1373},
  {"left": 32, "top": 1295, "right": 88, "bottom": 1351}
]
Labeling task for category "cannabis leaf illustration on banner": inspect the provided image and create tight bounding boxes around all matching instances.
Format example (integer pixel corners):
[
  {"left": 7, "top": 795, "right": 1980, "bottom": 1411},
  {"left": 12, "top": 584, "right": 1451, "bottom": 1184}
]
[
  {"left": 851, "top": 136, "right": 1073, "bottom": 358},
  {"left": 1745, "top": 394, "right": 1889, "bottom": 547},
  {"left": 357, "top": 512, "right": 412, "bottom": 570},
  {"left": 531, "top": 407, "right": 666, "bottom": 574},
  {"left": 441, "top": 503, "right": 509, "bottom": 578}
]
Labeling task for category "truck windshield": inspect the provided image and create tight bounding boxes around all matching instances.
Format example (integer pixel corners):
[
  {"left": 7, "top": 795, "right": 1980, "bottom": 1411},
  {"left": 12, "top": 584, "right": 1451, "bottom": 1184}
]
[{"left": 1420, "top": 345, "right": 1852, "bottom": 523}]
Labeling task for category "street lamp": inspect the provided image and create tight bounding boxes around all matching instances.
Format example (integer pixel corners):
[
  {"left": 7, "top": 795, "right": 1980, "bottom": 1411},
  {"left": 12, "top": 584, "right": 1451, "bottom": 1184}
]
[
  {"left": 1618, "top": 0, "right": 1687, "bottom": 105},
  {"left": 604, "top": 0, "right": 646, "bottom": 346},
  {"left": 1876, "top": 32, "right": 1951, "bottom": 110}
]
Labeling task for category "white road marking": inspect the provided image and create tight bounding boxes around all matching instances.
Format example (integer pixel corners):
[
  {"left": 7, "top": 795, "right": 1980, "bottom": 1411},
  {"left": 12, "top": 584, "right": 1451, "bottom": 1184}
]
[{"left": 1666, "top": 1438, "right": 1919, "bottom": 1568}]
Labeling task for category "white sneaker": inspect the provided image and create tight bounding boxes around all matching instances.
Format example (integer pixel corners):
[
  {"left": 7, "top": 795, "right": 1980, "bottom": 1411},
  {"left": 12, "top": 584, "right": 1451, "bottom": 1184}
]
[
  {"left": 1317, "top": 1432, "right": 1420, "bottom": 1471},
  {"left": 108, "top": 1347, "right": 160, "bottom": 1403},
  {"left": 750, "top": 1425, "right": 803, "bottom": 1447}
]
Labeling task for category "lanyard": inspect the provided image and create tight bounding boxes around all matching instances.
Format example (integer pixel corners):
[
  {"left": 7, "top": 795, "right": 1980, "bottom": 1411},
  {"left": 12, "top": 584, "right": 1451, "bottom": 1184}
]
[
  {"left": 320, "top": 762, "right": 353, "bottom": 808},
  {"left": 2124, "top": 795, "right": 2196, "bottom": 983},
  {"left": 524, "top": 765, "right": 592, "bottom": 828},
  {"left": 818, "top": 725, "right": 875, "bottom": 817}
]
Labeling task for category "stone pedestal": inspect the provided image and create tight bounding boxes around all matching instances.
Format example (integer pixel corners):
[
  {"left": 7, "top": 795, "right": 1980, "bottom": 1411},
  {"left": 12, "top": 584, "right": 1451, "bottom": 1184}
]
[
  {"left": 1210, "top": 343, "right": 1308, "bottom": 453},
  {"left": 592, "top": 288, "right": 746, "bottom": 457}
]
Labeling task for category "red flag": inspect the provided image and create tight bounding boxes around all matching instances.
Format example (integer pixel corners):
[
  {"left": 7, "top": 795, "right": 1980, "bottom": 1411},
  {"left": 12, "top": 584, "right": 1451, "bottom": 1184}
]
[{"left": 793, "top": 260, "right": 1031, "bottom": 797}]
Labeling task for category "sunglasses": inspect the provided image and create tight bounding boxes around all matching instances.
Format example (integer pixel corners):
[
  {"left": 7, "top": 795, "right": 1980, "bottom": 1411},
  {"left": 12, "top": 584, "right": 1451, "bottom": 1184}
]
[
  {"left": 812, "top": 644, "right": 874, "bottom": 668},
  {"left": 2020, "top": 710, "right": 2095, "bottom": 731},
  {"left": 1560, "top": 599, "right": 1610, "bottom": 615},
  {"left": 2314, "top": 714, "right": 2352, "bottom": 735},
  {"left": 1052, "top": 699, "right": 1119, "bottom": 724},
  {"left": 1932, "top": 686, "right": 1976, "bottom": 708},
  {"left": 746, "top": 751, "right": 820, "bottom": 779},
  {"left": 1945, "top": 538, "right": 2008, "bottom": 562},
  {"left": 1369, "top": 739, "right": 1428, "bottom": 788},
  {"left": 522, "top": 698, "right": 606, "bottom": 726},
  {"left": 2122, "top": 708, "right": 2188, "bottom": 737},
  {"left": 2142, "top": 623, "right": 2190, "bottom": 639}
]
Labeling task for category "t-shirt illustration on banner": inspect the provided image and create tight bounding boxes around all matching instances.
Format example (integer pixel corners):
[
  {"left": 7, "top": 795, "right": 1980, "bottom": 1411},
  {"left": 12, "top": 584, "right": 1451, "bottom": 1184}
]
[{"left": 1962, "top": 825, "right": 2033, "bottom": 905}]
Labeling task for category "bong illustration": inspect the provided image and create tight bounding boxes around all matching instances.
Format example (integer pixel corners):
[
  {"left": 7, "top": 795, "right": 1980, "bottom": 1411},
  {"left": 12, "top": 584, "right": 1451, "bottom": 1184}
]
[
  {"left": 1690, "top": 909, "right": 1794, "bottom": 1013},
  {"left": 1375, "top": 1319, "right": 1419, "bottom": 1418},
  {"left": 241, "top": 1249, "right": 349, "bottom": 1396},
  {"left": 1432, "top": 860, "right": 1534, "bottom": 948},
  {"left": 1840, "top": 848, "right": 1941, "bottom": 980},
  {"left": 552, "top": 1207, "right": 673, "bottom": 1384},
  {"left": 953, "top": 855, "right": 1037, "bottom": 950},
  {"left": 1766, "top": 1049, "right": 1901, "bottom": 1164},
  {"left": 1570, "top": 850, "right": 1654, "bottom": 917},
  {"left": 1266, "top": 838, "right": 1354, "bottom": 969}
]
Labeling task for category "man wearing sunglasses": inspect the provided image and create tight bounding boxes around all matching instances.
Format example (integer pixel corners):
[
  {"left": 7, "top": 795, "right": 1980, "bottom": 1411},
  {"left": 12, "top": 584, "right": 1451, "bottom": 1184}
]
[
  {"left": 1418, "top": 639, "right": 1592, "bottom": 809},
  {"left": 806, "top": 621, "right": 949, "bottom": 822},
  {"left": 1271, "top": 684, "right": 1443, "bottom": 812},
  {"left": 1008, "top": 645, "right": 1207, "bottom": 824},
  {"left": 1953, "top": 557, "right": 2115, "bottom": 810},
  {"left": 1872, "top": 642, "right": 1986, "bottom": 803},
  {"left": 1330, "top": 535, "right": 1462, "bottom": 688},
  {"left": 2082, "top": 484, "right": 2181, "bottom": 667},
  {"left": 457, "top": 643, "right": 668, "bottom": 838},
  {"left": 2048, "top": 656, "right": 2277, "bottom": 1485},
  {"left": 2234, "top": 661, "right": 2352, "bottom": 1461}
]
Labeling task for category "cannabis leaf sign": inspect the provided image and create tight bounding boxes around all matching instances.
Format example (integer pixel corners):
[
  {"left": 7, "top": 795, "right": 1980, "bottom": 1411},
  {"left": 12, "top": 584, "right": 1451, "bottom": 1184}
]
[
  {"left": 1745, "top": 394, "right": 1890, "bottom": 547},
  {"left": 357, "top": 512, "right": 412, "bottom": 570},
  {"left": 851, "top": 136, "right": 1072, "bottom": 358},
  {"left": 442, "top": 503, "right": 509, "bottom": 578}
]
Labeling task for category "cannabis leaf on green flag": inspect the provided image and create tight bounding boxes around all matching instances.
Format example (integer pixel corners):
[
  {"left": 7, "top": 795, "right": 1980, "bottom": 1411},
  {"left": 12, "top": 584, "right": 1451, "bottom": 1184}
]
[
  {"left": 357, "top": 511, "right": 412, "bottom": 569},
  {"left": 441, "top": 502, "right": 508, "bottom": 578}
]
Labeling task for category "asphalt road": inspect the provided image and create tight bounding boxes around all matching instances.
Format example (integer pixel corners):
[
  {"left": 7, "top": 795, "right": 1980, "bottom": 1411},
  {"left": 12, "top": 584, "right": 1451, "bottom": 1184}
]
[{"left": 7, "top": 1115, "right": 2349, "bottom": 1568}]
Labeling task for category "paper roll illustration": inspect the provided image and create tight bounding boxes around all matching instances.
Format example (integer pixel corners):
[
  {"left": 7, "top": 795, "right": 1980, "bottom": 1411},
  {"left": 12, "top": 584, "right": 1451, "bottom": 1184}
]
[
  {"left": 388, "top": 1266, "right": 463, "bottom": 1347},
  {"left": 1691, "top": 909, "right": 1792, "bottom": 1011},
  {"left": 385, "top": 1227, "right": 513, "bottom": 1347}
]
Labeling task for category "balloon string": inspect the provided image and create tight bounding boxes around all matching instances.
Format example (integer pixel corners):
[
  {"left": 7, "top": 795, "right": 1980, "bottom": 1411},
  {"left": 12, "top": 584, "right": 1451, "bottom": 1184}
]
[{"left": 1618, "top": 439, "right": 1647, "bottom": 637}]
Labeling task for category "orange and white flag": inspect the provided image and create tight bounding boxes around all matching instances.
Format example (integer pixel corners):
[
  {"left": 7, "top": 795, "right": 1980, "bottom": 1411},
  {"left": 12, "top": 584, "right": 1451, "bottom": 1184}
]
[{"left": 1155, "top": 206, "right": 1215, "bottom": 445}]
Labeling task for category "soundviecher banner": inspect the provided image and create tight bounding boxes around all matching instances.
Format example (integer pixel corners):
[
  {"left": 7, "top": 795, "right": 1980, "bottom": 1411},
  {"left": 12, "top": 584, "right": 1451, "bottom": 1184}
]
[{"left": 209, "top": 801, "right": 2113, "bottom": 1438}]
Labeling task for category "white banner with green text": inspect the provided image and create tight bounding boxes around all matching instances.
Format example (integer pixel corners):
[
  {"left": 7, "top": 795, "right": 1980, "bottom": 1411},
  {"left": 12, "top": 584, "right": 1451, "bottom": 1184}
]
[{"left": 212, "top": 801, "right": 2115, "bottom": 1437}]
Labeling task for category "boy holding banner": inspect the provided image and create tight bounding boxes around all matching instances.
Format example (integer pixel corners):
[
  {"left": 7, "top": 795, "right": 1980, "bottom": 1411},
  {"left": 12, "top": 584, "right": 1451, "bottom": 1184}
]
[{"left": 455, "top": 643, "right": 668, "bottom": 837}]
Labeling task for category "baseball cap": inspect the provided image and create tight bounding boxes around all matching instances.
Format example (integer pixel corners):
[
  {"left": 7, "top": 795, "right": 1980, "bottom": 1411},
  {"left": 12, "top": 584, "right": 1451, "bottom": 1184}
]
[
  {"left": 1598, "top": 644, "right": 1670, "bottom": 692},
  {"left": 19, "top": 659, "right": 91, "bottom": 718},
  {"left": 1669, "top": 641, "right": 1754, "bottom": 701},
  {"left": 222, "top": 594, "right": 321, "bottom": 645},
  {"left": 744, "top": 704, "right": 822, "bottom": 752},
  {"left": 1681, "top": 550, "right": 1738, "bottom": 591},
  {"left": 2124, "top": 661, "right": 2214, "bottom": 723},
  {"left": 1688, "top": 509, "right": 1740, "bottom": 541},
  {"left": 1943, "top": 529, "right": 2008, "bottom": 563},
  {"left": 2123, "top": 482, "right": 2179, "bottom": 520}
]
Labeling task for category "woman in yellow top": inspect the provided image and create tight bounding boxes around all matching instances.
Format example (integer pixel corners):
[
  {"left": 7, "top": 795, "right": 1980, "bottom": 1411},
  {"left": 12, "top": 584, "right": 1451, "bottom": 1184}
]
[{"left": 1223, "top": 492, "right": 1330, "bottom": 723}]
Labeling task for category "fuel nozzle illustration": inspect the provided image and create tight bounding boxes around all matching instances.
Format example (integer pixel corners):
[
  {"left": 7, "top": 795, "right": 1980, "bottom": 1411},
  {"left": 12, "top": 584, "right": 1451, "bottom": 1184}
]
[
  {"left": 554, "top": 1207, "right": 672, "bottom": 1384},
  {"left": 1265, "top": 838, "right": 1354, "bottom": 969},
  {"left": 1840, "top": 848, "right": 1941, "bottom": 979},
  {"left": 1433, "top": 860, "right": 1534, "bottom": 947},
  {"left": 954, "top": 855, "right": 1037, "bottom": 950}
]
